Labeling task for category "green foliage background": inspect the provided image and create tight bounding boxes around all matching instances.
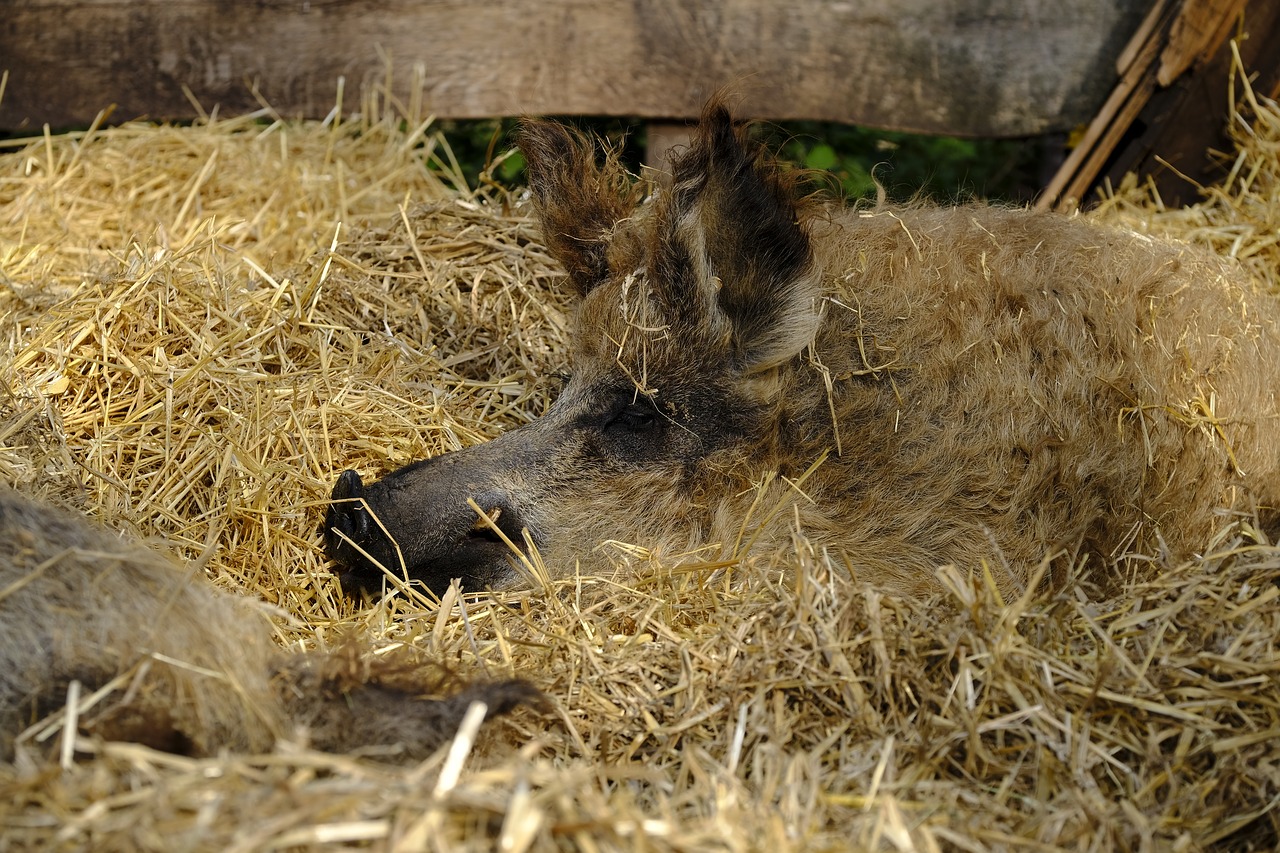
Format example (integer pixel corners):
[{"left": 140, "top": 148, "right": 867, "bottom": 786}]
[{"left": 439, "top": 117, "right": 1053, "bottom": 204}]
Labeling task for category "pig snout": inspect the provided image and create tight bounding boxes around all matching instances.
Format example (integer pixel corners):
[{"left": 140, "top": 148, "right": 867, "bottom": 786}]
[
  {"left": 324, "top": 469, "right": 374, "bottom": 571},
  {"left": 323, "top": 460, "right": 532, "bottom": 596}
]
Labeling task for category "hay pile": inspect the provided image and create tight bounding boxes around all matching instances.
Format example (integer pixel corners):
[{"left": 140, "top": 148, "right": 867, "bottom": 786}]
[{"left": 2, "top": 73, "right": 1280, "bottom": 851}]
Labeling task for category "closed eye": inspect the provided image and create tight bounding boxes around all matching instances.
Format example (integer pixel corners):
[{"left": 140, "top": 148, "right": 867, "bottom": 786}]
[{"left": 606, "top": 402, "right": 658, "bottom": 433}]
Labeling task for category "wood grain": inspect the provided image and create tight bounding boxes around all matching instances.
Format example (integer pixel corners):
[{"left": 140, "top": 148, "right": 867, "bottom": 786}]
[{"left": 1, "top": 0, "right": 1146, "bottom": 135}]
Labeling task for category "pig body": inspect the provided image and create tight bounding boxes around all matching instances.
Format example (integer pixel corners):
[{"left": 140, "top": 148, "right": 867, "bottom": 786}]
[
  {"left": 0, "top": 487, "right": 534, "bottom": 760},
  {"left": 326, "top": 102, "right": 1280, "bottom": 597}
]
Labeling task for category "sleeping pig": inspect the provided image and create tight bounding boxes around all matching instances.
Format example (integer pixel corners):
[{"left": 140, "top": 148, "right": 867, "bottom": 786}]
[
  {"left": 325, "top": 100, "right": 1280, "bottom": 598},
  {"left": 0, "top": 487, "right": 535, "bottom": 760}
]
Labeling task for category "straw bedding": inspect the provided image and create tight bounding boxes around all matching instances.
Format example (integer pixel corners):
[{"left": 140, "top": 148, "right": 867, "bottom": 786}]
[{"left": 2, "top": 71, "right": 1280, "bottom": 851}]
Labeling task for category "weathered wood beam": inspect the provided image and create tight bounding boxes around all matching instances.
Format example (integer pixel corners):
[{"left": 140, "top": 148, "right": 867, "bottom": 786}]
[{"left": 1, "top": 0, "right": 1147, "bottom": 137}]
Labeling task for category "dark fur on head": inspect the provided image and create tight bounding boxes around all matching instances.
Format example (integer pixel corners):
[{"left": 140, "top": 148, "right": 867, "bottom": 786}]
[
  {"left": 520, "top": 99, "right": 821, "bottom": 380},
  {"left": 653, "top": 99, "right": 819, "bottom": 373},
  {"left": 518, "top": 119, "right": 646, "bottom": 295}
]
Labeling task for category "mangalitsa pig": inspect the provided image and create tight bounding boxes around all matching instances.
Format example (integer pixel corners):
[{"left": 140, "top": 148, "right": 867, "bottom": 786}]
[
  {"left": 325, "top": 100, "right": 1280, "bottom": 598},
  {"left": 0, "top": 487, "right": 535, "bottom": 760}
]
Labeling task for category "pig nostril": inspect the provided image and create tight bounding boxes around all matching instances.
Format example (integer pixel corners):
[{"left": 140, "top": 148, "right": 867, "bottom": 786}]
[
  {"left": 326, "top": 470, "right": 371, "bottom": 547},
  {"left": 346, "top": 503, "right": 371, "bottom": 540}
]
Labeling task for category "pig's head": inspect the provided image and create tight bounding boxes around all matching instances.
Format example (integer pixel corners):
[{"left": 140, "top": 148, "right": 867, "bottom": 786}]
[{"left": 325, "top": 101, "right": 823, "bottom": 596}]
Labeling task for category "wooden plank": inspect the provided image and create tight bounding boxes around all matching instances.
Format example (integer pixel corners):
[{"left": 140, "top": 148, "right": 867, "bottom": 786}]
[
  {"left": 1115, "top": 0, "right": 1178, "bottom": 75},
  {"left": 0, "top": 0, "right": 1148, "bottom": 136},
  {"left": 1038, "top": 0, "right": 1180, "bottom": 210},
  {"left": 1104, "top": 1, "right": 1280, "bottom": 207},
  {"left": 1041, "top": 0, "right": 1280, "bottom": 210},
  {"left": 1158, "top": 0, "right": 1248, "bottom": 84}
]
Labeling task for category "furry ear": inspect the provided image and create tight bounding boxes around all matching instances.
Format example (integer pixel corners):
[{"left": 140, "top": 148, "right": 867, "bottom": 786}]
[
  {"left": 517, "top": 120, "right": 641, "bottom": 296},
  {"left": 658, "top": 100, "right": 820, "bottom": 373}
]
